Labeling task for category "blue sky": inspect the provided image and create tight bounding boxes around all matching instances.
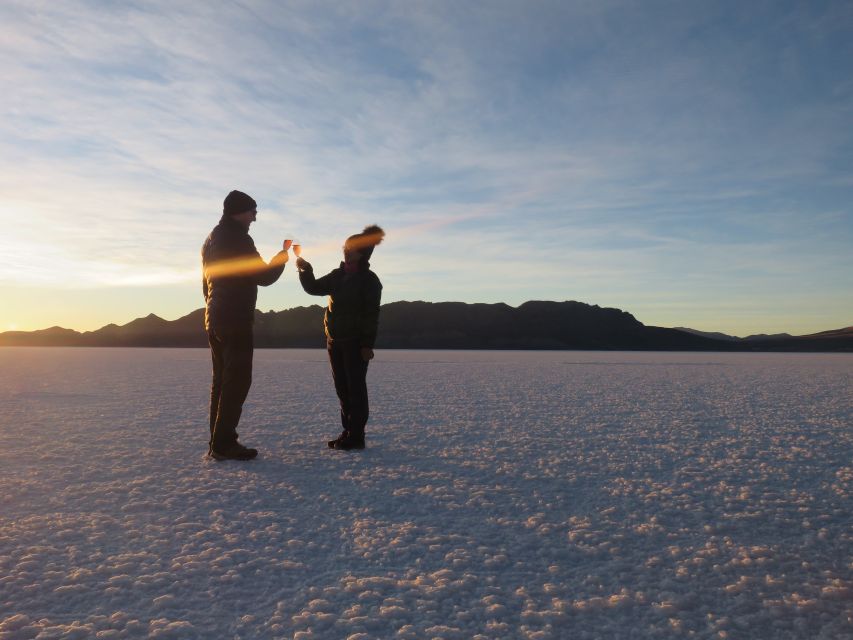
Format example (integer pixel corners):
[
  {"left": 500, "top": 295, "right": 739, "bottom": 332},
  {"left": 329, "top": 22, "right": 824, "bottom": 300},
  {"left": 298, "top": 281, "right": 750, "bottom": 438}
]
[{"left": 1, "top": 0, "right": 852, "bottom": 336}]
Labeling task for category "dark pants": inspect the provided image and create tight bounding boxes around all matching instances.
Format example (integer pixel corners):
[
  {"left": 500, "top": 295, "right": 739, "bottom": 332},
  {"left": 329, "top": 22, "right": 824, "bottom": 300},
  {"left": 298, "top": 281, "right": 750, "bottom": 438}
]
[
  {"left": 209, "top": 327, "right": 254, "bottom": 450},
  {"left": 328, "top": 339, "right": 370, "bottom": 436}
]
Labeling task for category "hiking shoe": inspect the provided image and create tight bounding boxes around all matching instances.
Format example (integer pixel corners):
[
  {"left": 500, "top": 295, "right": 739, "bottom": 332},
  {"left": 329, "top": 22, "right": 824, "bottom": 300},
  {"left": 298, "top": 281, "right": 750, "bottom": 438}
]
[
  {"left": 210, "top": 442, "right": 258, "bottom": 461},
  {"left": 333, "top": 433, "right": 365, "bottom": 450},
  {"left": 328, "top": 430, "right": 349, "bottom": 448}
]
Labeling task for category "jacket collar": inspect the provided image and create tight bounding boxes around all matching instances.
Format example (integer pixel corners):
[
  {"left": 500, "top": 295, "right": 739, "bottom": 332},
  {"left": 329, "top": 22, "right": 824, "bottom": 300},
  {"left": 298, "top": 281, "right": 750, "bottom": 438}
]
[
  {"left": 219, "top": 215, "right": 248, "bottom": 233},
  {"left": 339, "top": 260, "right": 371, "bottom": 272}
]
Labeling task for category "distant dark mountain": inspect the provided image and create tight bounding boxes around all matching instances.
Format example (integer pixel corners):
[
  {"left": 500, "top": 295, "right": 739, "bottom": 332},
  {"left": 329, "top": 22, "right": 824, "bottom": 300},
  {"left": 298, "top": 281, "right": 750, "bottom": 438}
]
[
  {"left": 376, "top": 301, "right": 722, "bottom": 350},
  {"left": 675, "top": 327, "right": 794, "bottom": 342},
  {"left": 743, "top": 332, "right": 794, "bottom": 341},
  {"left": 0, "top": 326, "right": 84, "bottom": 347},
  {"left": 83, "top": 313, "right": 200, "bottom": 347},
  {"left": 750, "top": 326, "right": 853, "bottom": 351},
  {"left": 799, "top": 326, "right": 853, "bottom": 340},
  {"left": 1, "top": 302, "right": 851, "bottom": 351},
  {"left": 675, "top": 327, "right": 741, "bottom": 342}
]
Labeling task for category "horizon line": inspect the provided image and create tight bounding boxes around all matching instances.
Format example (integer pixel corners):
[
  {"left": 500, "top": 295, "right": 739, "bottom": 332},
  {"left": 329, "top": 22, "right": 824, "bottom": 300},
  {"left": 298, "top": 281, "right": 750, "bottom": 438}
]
[{"left": 3, "top": 299, "right": 850, "bottom": 340}]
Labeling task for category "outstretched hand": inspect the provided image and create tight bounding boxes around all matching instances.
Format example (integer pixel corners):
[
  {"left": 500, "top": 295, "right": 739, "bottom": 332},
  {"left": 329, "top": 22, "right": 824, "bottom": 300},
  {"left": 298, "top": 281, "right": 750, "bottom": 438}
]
[{"left": 295, "top": 257, "right": 312, "bottom": 272}]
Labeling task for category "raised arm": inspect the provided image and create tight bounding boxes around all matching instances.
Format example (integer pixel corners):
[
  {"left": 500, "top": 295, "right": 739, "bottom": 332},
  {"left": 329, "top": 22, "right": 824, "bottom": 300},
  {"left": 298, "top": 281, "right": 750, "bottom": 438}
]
[
  {"left": 297, "top": 260, "right": 337, "bottom": 296},
  {"left": 204, "top": 234, "right": 287, "bottom": 286},
  {"left": 254, "top": 249, "right": 288, "bottom": 287}
]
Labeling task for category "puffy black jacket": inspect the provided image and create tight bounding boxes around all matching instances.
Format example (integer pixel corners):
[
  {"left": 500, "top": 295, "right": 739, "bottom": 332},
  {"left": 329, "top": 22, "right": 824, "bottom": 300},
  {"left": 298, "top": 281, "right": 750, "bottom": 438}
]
[
  {"left": 202, "top": 216, "right": 287, "bottom": 331},
  {"left": 299, "top": 263, "right": 382, "bottom": 347}
]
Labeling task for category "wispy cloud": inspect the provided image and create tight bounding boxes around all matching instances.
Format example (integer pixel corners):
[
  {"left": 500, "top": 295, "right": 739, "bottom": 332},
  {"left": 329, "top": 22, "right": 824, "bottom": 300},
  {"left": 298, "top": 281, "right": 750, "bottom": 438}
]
[{"left": 1, "top": 0, "right": 851, "bottom": 333}]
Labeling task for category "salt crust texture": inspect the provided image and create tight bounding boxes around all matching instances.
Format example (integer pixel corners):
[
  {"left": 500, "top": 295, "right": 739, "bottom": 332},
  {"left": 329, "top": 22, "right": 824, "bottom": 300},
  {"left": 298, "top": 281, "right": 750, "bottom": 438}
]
[{"left": 0, "top": 348, "right": 851, "bottom": 639}]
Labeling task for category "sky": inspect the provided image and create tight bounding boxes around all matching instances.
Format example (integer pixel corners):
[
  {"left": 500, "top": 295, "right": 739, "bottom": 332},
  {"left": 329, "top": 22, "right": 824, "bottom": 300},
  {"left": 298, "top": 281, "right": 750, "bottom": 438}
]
[{"left": 1, "top": 0, "right": 852, "bottom": 337}]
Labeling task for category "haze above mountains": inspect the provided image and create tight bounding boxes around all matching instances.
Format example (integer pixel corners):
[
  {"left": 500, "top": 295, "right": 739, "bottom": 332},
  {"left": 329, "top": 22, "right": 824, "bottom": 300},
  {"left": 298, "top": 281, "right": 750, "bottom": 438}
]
[{"left": 2, "top": 301, "right": 851, "bottom": 352}]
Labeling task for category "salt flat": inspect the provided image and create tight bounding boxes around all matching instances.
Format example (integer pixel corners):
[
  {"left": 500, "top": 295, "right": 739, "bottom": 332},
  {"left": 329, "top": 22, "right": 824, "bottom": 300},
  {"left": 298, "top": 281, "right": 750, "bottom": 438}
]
[{"left": 0, "top": 348, "right": 851, "bottom": 639}]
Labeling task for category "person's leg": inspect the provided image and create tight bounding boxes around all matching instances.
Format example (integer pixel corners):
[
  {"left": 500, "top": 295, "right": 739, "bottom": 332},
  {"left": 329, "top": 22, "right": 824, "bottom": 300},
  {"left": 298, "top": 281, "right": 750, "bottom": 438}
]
[
  {"left": 338, "top": 341, "right": 369, "bottom": 448},
  {"left": 211, "top": 328, "right": 254, "bottom": 452},
  {"left": 208, "top": 332, "right": 225, "bottom": 453},
  {"left": 327, "top": 341, "right": 351, "bottom": 435}
]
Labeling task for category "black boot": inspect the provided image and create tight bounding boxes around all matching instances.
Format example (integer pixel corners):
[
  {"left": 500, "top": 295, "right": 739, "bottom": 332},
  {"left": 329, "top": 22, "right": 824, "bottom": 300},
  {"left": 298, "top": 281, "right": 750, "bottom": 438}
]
[
  {"left": 333, "top": 432, "right": 365, "bottom": 450},
  {"left": 328, "top": 430, "right": 349, "bottom": 449},
  {"left": 210, "top": 441, "right": 258, "bottom": 461}
]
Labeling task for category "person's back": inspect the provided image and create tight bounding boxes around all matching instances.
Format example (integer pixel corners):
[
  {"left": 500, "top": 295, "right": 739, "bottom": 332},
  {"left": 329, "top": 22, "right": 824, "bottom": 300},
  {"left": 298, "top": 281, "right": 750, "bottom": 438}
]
[{"left": 309, "top": 264, "right": 382, "bottom": 346}]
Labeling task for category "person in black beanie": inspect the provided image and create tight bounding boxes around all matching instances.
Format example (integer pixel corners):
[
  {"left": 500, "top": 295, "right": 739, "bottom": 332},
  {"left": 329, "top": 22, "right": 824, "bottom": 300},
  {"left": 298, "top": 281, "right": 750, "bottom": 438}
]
[
  {"left": 202, "top": 190, "right": 291, "bottom": 460},
  {"left": 296, "top": 225, "right": 385, "bottom": 450}
]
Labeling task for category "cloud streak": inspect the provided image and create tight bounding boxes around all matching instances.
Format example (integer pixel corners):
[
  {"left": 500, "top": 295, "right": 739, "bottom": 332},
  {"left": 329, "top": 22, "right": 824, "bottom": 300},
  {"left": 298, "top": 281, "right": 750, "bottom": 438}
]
[{"left": 1, "top": 0, "right": 851, "bottom": 334}]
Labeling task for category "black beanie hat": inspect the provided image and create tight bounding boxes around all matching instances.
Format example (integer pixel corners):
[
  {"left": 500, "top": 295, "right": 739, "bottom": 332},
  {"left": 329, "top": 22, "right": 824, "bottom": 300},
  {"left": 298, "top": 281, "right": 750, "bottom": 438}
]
[{"left": 223, "top": 190, "right": 257, "bottom": 216}]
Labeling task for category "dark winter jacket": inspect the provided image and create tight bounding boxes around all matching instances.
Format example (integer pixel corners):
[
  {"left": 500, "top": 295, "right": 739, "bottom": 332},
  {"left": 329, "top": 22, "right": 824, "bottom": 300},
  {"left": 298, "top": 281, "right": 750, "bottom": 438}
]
[
  {"left": 202, "top": 216, "right": 287, "bottom": 331},
  {"left": 299, "top": 263, "right": 382, "bottom": 347}
]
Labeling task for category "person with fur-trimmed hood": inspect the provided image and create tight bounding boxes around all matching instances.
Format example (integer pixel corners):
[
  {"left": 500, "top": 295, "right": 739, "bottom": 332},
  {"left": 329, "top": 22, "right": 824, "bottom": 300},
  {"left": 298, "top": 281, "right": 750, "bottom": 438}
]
[{"left": 296, "top": 225, "right": 385, "bottom": 450}]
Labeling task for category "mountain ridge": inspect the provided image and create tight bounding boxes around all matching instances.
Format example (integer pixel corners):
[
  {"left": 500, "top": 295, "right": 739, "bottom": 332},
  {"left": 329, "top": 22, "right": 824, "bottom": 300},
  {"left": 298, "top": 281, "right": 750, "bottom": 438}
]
[
  {"left": 674, "top": 327, "right": 795, "bottom": 342},
  {"left": 2, "top": 301, "right": 851, "bottom": 351}
]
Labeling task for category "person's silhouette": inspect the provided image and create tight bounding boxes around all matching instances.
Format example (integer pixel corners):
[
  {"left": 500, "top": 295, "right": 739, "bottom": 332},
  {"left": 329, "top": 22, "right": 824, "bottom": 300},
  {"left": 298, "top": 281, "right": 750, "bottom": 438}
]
[
  {"left": 296, "top": 225, "right": 385, "bottom": 450},
  {"left": 202, "top": 190, "right": 290, "bottom": 460}
]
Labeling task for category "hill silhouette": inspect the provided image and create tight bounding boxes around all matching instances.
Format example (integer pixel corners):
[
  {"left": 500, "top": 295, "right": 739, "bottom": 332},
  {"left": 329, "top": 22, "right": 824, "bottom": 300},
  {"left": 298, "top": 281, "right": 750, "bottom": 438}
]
[{"left": 1, "top": 301, "right": 851, "bottom": 351}]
